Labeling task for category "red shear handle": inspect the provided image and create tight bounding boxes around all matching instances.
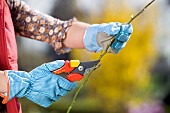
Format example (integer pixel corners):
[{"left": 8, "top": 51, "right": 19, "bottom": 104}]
[
  {"left": 53, "top": 60, "right": 83, "bottom": 82},
  {"left": 67, "top": 73, "right": 84, "bottom": 82},
  {"left": 53, "top": 60, "right": 74, "bottom": 74}
]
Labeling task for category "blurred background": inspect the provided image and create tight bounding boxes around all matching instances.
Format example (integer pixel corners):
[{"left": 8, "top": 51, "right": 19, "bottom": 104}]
[{"left": 16, "top": 0, "right": 170, "bottom": 113}]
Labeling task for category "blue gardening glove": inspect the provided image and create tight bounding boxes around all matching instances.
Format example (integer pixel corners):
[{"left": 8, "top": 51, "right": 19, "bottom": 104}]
[
  {"left": 83, "top": 22, "right": 133, "bottom": 54},
  {"left": 7, "top": 60, "right": 76, "bottom": 107}
]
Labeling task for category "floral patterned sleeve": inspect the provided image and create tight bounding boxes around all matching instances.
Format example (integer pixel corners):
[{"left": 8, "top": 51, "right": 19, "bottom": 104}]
[{"left": 7, "top": 0, "right": 77, "bottom": 54}]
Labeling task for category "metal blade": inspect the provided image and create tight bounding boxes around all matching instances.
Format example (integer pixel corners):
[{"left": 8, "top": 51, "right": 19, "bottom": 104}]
[
  {"left": 81, "top": 60, "right": 100, "bottom": 68},
  {"left": 71, "top": 60, "right": 100, "bottom": 75}
]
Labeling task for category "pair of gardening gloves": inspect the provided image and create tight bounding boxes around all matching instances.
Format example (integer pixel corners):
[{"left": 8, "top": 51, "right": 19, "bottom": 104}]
[{"left": 0, "top": 22, "right": 133, "bottom": 107}]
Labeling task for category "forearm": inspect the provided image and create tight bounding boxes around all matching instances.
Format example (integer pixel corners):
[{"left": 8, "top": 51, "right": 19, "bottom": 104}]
[
  {"left": 63, "top": 21, "right": 90, "bottom": 49},
  {"left": 0, "top": 71, "right": 7, "bottom": 93},
  {"left": 8, "top": 0, "right": 78, "bottom": 54}
]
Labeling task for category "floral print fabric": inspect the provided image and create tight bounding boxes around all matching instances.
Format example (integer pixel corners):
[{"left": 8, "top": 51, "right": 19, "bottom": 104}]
[{"left": 8, "top": 0, "right": 76, "bottom": 54}]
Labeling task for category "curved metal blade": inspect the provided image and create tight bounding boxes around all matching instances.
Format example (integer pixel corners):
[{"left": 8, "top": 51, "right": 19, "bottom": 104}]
[{"left": 71, "top": 60, "right": 100, "bottom": 75}]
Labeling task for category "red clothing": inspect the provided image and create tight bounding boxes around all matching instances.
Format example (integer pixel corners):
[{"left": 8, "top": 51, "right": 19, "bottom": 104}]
[{"left": 0, "top": 0, "right": 21, "bottom": 113}]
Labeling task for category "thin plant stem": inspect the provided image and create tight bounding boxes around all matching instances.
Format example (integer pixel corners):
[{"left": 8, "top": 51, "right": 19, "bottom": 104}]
[
  {"left": 66, "top": 66, "right": 97, "bottom": 113},
  {"left": 128, "top": 0, "right": 155, "bottom": 24},
  {"left": 66, "top": 0, "right": 155, "bottom": 113}
]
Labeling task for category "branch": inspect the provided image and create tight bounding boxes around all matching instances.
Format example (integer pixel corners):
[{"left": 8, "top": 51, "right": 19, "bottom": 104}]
[
  {"left": 128, "top": 0, "right": 155, "bottom": 24},
  {"left": 66, "top": 0, "right": 155, "bottom": 113}
]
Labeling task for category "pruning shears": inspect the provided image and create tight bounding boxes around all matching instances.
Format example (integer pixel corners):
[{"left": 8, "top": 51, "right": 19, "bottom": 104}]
[{"left": 53, "top": 60, "right": 100, "bottom": 82}]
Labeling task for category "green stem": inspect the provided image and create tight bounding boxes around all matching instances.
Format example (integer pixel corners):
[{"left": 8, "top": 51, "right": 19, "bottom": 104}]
[
  {"left": 66, "top": 66, "right": 97, "bottom": 113},
  {"left": 66, "top": 0, "right": 155, "bottom": 113}
]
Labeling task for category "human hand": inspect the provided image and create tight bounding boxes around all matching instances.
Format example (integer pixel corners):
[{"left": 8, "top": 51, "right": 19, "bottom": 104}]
[
  {"left": 6, "top": 60, "right": 76, "bottom": 107},
  {"left": 83, "top": 22, "right": 133, "bottom": 54}
]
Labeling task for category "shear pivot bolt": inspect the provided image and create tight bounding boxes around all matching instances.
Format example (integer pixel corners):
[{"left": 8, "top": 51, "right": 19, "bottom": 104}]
[{"left": 78, "top": 66, "right": 84, "bottom": 71}]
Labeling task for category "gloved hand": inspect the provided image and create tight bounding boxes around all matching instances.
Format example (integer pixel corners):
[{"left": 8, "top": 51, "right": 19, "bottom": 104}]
[
  {"left": 83, "top": 22, "right": 133, "bottom": 54},
  {"left": 5, "top": 60, "right": 76, "bottom": 107}
]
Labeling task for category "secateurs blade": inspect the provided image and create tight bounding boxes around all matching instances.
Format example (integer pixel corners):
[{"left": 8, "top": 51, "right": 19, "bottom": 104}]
[{"left": 53, "top": 60, "right": 100, "bottom": 82}]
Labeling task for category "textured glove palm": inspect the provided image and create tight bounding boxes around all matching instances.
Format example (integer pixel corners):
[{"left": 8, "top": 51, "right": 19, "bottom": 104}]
[
  {"left": 83, "top": 22, "right": 133, "bottom": 53},
  {"left": 7, "top": 60, "right": 76, "bottom": 107}
]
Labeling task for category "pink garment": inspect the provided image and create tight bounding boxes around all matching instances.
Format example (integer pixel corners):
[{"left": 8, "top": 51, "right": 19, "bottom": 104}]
[{"left": 0, "top": 0, "right": 21, "bottom": 113}]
